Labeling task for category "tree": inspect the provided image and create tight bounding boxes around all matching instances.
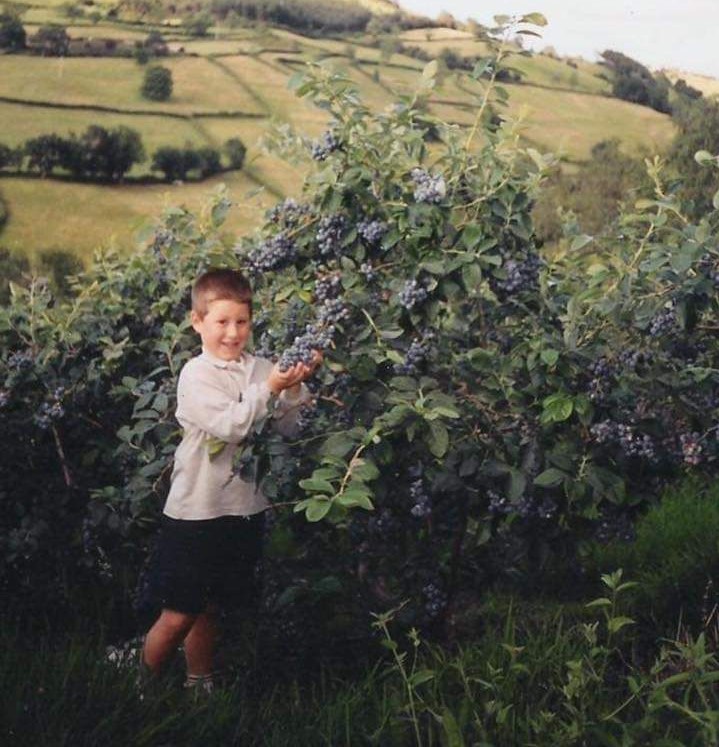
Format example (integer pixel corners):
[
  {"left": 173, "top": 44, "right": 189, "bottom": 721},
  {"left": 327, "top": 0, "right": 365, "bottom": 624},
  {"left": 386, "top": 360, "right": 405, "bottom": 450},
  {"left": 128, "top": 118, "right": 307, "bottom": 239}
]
[
  {"left": 669, "top": 97, "right": 719, "bottom": 218},
  {"left": 224, "top": 138, "right": 246, "bottom": 170},
  {"left": 0, "top": 12, "right": 26, "bottom": 51},
  {"left": 151, "top": 147, "right": 189, "bottom": 181},
  {"left": 0, "top": 143, "right": 21, "bottom": 170},
  {"left": 77, "top": 125, "right": 145, "bottom": 182},
  {"left": 141, "top": 65, "right": 173, "bottom": 102},
  {"left": 601, "top": 50, "right": 671, "bottom": 114},
  {"left": 186, "top": 12, "right": 212, "bottom": 37},
  {"left": 25, "top": 134, "right": 72, "bottom": 176},
  {"left": 34, "top": 25, "right": 70, "bottom": 57},
  {"left": 196, "top": 147, "right": 221, "bottom": 177},
  {"left": 674, "top": 78, "right": 702, "bottom": 101}
]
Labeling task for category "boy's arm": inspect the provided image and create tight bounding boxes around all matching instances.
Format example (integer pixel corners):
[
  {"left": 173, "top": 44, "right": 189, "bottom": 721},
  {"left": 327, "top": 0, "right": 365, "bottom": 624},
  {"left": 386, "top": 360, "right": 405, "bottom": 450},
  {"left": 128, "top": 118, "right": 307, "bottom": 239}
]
[{"left": 177, "top": 364, "right": 273, "bottom": 444}]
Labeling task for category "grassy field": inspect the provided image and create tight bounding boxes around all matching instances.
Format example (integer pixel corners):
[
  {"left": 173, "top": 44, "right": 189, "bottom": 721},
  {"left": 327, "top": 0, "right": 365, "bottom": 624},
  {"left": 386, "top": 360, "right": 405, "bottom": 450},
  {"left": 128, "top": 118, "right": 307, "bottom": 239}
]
[
  {"left": 504, "top": 84, "right": 674, "bottom": 160},
  {"left": 0, "top": 8, "right": 689, "bottom": 262},
  {"left": 23, "top": 23, "right": 150, "bottom": 40},
  {"left": 0, "top": 56, "right": 265, "bottom": 115},
  {"left": 0, "top": 171, "right": 276, "bottom": 260}
]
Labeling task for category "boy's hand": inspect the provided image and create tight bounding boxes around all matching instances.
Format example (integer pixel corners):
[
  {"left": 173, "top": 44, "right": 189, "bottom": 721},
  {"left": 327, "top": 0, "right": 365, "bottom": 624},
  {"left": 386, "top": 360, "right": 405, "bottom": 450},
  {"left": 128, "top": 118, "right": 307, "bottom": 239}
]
[{"left": 268, "top": 351, "right": 322, "bottom": 395}]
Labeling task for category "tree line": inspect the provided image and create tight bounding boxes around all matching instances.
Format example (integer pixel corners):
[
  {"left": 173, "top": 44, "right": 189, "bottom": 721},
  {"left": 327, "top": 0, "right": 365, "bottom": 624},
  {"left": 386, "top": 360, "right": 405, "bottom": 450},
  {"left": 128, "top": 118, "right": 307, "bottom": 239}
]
[{"left": 0, "top": 126, "right": 246, "bottom": 183}]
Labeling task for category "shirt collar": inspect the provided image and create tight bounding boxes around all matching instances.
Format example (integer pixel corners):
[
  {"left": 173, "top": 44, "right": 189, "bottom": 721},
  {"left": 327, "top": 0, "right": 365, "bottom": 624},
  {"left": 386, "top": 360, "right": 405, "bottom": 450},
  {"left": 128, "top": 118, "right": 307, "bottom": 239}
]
[{"left": 200, "top": 348, "right": 248, "bottom": 372}]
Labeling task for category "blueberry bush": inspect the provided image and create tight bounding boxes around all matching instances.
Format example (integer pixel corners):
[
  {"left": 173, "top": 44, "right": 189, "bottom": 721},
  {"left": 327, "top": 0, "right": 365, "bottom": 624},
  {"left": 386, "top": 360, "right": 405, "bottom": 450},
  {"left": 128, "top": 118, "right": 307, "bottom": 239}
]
[{"left": 3, "top": 14, "right": 719, "bottom": 641}]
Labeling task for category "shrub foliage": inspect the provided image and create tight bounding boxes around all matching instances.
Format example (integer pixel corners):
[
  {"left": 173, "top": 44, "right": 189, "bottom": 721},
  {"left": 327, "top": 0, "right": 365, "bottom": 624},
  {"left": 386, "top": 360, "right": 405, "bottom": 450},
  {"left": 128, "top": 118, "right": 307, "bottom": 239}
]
[{"left": 3, "top": 20, "right": 719, "bottom": 639}]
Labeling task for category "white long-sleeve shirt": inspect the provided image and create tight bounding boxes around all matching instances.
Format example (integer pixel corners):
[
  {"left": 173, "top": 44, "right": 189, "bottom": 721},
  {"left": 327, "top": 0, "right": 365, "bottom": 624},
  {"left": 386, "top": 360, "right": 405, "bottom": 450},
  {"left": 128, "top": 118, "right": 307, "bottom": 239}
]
[{"left": 163, "top": 348, "right": 310, "bottom": 520}]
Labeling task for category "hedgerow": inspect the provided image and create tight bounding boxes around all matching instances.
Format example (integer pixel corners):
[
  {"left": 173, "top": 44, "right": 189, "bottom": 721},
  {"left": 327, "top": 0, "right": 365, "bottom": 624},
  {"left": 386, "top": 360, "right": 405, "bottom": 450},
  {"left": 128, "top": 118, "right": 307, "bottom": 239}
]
[{"left": 2, "top": 15, "right": 719, "bottom": 641}]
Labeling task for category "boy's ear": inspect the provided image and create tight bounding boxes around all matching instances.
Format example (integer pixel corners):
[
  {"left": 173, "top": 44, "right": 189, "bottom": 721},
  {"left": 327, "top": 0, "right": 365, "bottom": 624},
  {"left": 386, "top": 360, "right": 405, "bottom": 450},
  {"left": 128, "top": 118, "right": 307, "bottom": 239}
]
[{"left": 190, "top": 309, "right": 202, "bottom": 331}]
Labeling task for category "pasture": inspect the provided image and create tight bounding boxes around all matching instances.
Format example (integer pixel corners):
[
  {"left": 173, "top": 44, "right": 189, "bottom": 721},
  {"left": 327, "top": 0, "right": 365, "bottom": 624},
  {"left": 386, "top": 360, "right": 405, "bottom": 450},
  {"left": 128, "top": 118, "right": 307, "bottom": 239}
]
[{"left": 0, "top": 9, "right": 680, "bottom": 261}]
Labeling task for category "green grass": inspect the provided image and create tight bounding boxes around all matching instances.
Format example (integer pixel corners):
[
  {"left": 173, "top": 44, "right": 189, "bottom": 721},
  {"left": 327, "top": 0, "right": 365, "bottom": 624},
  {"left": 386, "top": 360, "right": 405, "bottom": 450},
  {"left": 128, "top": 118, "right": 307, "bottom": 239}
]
[
  {"left": 0, "top": 172, "right": 276, "bottom": 260},
  {"left": 219, "top": 55, "right": 329, "bottom": 134},
  {"left": 198, "top": 116, "right": 306, "bottom": 197},
  {"left": 504, "top": 83, "right": 674, "bottom": 160},
  {"left": 509, "top": 53, "right": 611, "bottom": 95},
  {"left": 0, "top": 56, "right": 265, "bottom": 115},
  {"left": 23, "top": 23, "right": 150, "bottom": 40},
  {"left": 2, "top": 585, "right": 717, "bottom": 746}
]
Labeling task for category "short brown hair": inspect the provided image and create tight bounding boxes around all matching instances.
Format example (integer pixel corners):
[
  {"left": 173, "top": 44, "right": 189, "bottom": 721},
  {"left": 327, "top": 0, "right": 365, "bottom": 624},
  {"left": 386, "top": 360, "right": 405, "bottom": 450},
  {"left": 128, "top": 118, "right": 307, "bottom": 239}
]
[{"left": 191, "top": 268, "right": 253, "bottom": 318}]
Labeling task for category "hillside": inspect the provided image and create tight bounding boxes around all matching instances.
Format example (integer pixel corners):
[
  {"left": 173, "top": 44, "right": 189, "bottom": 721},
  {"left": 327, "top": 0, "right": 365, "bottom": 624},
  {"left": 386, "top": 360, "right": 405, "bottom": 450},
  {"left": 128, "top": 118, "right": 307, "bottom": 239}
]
[{"left": 0, "top": 2, "right": 678, "bottom": 260}]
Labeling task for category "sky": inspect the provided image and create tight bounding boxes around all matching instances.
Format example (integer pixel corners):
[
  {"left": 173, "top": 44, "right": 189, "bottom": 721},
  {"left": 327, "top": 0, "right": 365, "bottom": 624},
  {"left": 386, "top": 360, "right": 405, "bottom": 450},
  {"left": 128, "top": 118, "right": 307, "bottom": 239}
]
[{"left": 397, "top": 1, "right": 719, "bottom": 79}]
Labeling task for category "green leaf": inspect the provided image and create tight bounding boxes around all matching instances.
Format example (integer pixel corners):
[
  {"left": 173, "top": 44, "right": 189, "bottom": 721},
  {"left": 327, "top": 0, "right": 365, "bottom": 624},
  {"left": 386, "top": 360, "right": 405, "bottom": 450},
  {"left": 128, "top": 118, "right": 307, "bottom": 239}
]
[
  {"left": 694, "top": 149, "right": 715, "bottom": 165},
  {"left": 379, "top": 328, "right": 404, "bottom": 339},
  {"left": 432, "top": 405, "right": 460, "bottom": 419},
  {"left": 461, "top": 263, "right": 482, "bottom": 292},
  {"left": 607, "top": 616, "right": 635, "bottom": 634},
  {"left": 521, "top": 11, "right": 548, "bottom": 26},
  {"left": 533, "top": 468, "right": 566, "bottom": 488},
  {"left": 305, "top": 498, "right": 332, "bottom": 522},
  {"left": 570, "top": 234, "right": 593, "bottom": 252},
  {"left": 541, "top": 393, "right": 574, "bottom": 424},
  {"left": 320, "top": 433, "right": 356, "bottom": 458},
  {"left": 408, "top": 669, "right": 434, "bottom": 687},
  {"left": 462, "top": 223, "right": 483, "bottom": 248},
  {"left": 383, "top": 404, "right": 413, "bottom": 428},
  {"left": 713, "top": 189, "right": 719, "bottom": 211},
  {"left": 287, "top": 70, "right": 306, "bottom": 90},
  {"left": 426, "top": 420, "right": 449, "bottom": 458},
  {"left": 337, "top": 485, "right": 374, "bottom": 510},
  {"left": 299, "top": 477, "right": 335, "bottom": 494},
  {"left": 540, "top": 349, "right": 559, "bottom": 367},
  {"left": 440, "top": 708, "right": 465, "bottom": 747},
  {"left": 585, "top": 597, "right": 612, "bottom": 608},
  {"left": 351, "top": 459, "right": 379, "bottom": 482}
]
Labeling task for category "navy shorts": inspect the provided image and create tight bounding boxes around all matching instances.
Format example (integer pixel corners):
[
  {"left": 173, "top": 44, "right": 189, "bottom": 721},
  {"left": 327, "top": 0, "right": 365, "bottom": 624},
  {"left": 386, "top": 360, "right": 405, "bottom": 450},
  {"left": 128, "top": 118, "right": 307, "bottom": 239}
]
[{"left": 151, "top": 512, "right": 264, "bottom": 615}]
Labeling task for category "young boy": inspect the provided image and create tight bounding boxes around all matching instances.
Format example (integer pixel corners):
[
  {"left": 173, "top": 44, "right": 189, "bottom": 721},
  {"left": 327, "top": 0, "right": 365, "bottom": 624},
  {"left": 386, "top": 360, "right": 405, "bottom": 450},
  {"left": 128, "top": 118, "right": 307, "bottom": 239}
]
[{"left": 141, "top": 268, "right": 318, "bottom": 693}]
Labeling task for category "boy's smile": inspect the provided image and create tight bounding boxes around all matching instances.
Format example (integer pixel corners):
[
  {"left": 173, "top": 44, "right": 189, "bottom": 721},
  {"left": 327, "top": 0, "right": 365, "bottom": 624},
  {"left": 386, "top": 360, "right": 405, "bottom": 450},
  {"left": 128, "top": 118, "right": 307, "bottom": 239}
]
[{"left": 191, "top": 298, "right": 252, "bottom": 362}]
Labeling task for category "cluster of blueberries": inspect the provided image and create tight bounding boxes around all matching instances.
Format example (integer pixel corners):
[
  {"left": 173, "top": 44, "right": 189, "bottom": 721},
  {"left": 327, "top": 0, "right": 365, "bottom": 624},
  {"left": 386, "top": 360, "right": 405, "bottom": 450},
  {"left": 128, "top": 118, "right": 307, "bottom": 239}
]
[
  {"left": 409, "top": 478, "right": 432, "bottom": 518},
  {"left": 310, "top": 130, "right": 341, "bottom": 161},
  {"left": 357, "top": 219, "right": 387, "bottom": 246},
  {"left": 648, "top": 304, "right": 677, "bottom": 336},
  {"left": 316, "top": 214, "right": 348, "bottom": 257},
  {"left": 278, "top": 323, "right": 334, "bottom": 372},
  {"left": 34, "top": 387, "right": 67, "bottom": 430},
  {"left": 422, "top": 582, "right": 448, "bottom": 618},
  {"left": 487, "top": 490, "right": 558, "bottom": 521},
  {"left": 268, "top": 198, "right": 312, "bottom": 227},
  {"left": 359, "top": 262, "right": 377, "bottom": 282},
  {"left": 246, "top": 233, "right": 297, "bottom": 274},
  {"left": 493, "top": 253, "right": 542, "bottom": 295},
  {"left": 394, "top": 335, "right": 433, "bottom": 376},
  {"left": 410, "top": 168, "right": 447, "bottom": 204},
  {"left": 590, "top": 420, "right": 658, "bottom": 462},
  {"left": 314, "top": 273, "right": 342, "bottom": 303},
  {"left": 7, "top": 350, "right": 34, "bottom": 372},
  {"left": 399, "top": 279, "right": 428, "bottom": 310}
]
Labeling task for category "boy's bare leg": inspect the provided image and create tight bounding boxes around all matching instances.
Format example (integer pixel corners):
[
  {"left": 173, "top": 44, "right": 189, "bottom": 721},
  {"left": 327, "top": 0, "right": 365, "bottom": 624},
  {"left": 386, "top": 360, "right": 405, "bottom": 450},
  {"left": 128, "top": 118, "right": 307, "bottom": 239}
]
[
  {"left": 183, "top": 607, "right": 217, "bottom": 676},
  {"left": 143, "top": 609, "right": 197, "bottom": 673}
]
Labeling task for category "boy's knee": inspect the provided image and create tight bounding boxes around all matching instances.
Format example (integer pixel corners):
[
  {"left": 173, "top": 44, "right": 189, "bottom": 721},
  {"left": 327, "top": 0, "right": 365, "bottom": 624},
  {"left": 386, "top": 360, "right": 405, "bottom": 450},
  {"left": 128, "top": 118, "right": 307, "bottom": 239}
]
[{"left": 160, "top": 609, "right": 197, "bottom": 636}]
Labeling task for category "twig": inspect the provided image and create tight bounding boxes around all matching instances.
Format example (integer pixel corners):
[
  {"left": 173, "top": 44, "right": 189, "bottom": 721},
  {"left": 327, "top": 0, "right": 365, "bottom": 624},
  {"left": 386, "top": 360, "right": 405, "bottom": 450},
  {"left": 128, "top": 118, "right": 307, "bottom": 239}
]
[{"left": 51, "top": 424, "right": 74, "bottom": 488}]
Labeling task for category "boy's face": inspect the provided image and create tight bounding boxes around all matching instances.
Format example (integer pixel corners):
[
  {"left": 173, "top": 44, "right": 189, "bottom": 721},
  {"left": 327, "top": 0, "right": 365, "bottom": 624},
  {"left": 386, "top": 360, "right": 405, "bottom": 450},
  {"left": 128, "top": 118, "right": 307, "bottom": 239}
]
[{"left": 191, "top": 298, "right": 252, "bottom": 362}]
